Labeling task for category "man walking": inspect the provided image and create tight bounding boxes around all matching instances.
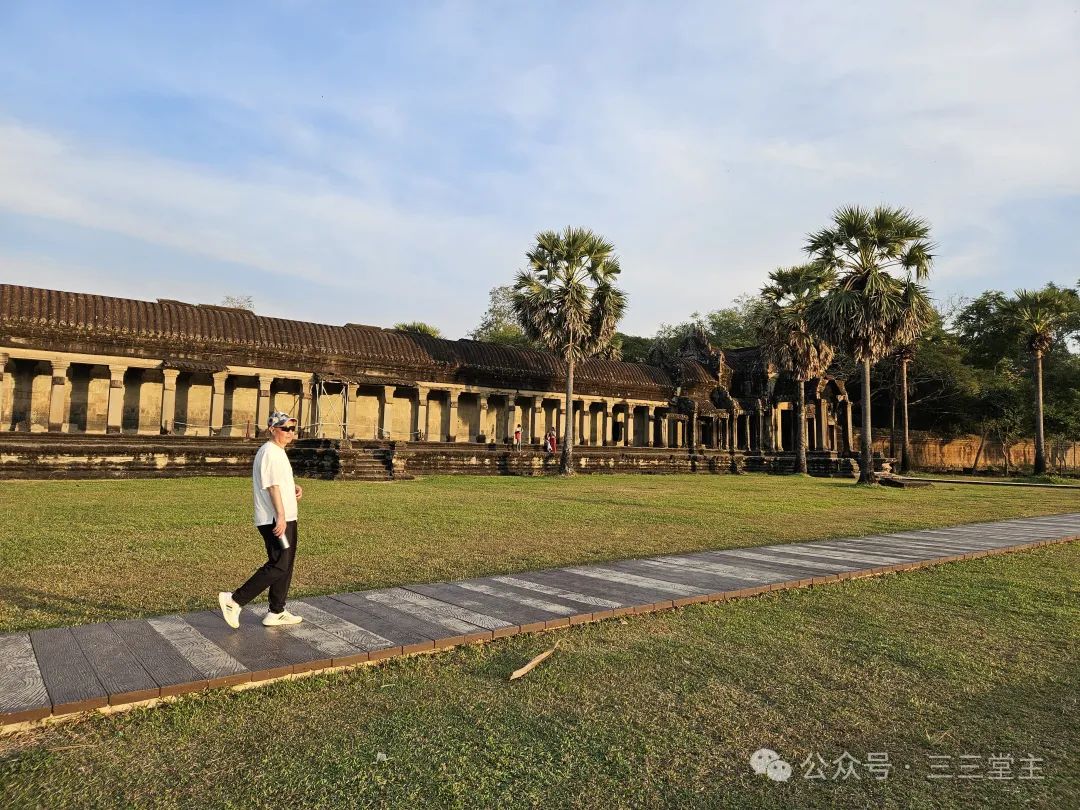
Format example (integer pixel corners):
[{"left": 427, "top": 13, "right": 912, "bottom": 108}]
[{"left": 219, "top": 411, "right": 305, "bottom": 628}]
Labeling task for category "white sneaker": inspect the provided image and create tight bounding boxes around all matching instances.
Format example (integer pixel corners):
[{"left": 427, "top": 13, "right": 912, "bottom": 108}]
[
  {"left": 218, "top": 592, "right": 241, "bottom": 629},
  {"left": 262, "top": 609, "right": 303, "bottom": 627}
]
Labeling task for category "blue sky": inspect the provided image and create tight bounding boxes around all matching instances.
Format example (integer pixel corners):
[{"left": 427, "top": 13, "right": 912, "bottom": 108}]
[{"left": 1, "top": 1, "right": 1078, "bottom": 338}]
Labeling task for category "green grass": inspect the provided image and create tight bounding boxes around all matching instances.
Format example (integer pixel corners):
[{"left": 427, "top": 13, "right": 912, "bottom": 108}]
[
  {"left": 2, "top": 544, "right": 1077, "bottom": 808},
  {"left": 1, "top": 473, "right": 1077, "bottom": 634}
]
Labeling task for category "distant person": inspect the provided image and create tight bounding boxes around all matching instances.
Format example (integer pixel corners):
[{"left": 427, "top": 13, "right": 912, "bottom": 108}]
[
  {"left": 514, "top": 423, "right": 522, "bottom": 451},
  {"left": 547, "top": 428, "right": 557, "bottom": 455},
  {"left": 219, "top": 411, "right": 305, "bottom": 628}
]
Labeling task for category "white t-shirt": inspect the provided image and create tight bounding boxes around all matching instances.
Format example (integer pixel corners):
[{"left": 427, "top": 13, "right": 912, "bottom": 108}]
[{"left": 252, "top": 441, "right": 298, "bottom": 526}]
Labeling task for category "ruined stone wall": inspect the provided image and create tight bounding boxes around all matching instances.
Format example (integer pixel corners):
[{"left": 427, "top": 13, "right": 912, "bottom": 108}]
[{"left": 865, "top": 429, "right": 1080, "bottom": 474}]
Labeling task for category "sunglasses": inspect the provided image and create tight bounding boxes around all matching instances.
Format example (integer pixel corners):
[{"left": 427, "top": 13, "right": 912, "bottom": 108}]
[{"left": 274, "top": 425, "right": 297, "bottom": 432}]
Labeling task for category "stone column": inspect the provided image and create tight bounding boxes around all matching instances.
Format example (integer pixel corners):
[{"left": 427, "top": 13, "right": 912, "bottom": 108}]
[
  {"left": 656, "top": 410, "right": 668, "bottom": 448},
  {"left": 107, "top": 365, "right": 128, "bottom": 435},
  {"left": 645, "top": 407, "right": 656, "bottom": 447},
  {"left": 505, "top": 395, "right": 516, "bottom": 444},
  {"left": 449, "top": 392, "right": 462, "bottom": 442},
  {"left": 756, "top": 409, "right": 766, "bottom": 452},
  {"left": 711, "top": 416, "right": 720, "bottom": 449},
  {"left": 257, "top": 374, "right": 274, "bottom": 435},
  {"left": 688, "top": 410, "right": 698, "bottom": 451},
  {"left": 415, "top": 387, "right": 429, "bottom": 441},
  {"left": 528, "top": 398, "right": 539, "bottom": 445},
  {"left": 380, "top": 386, "right": 395, "bottom": 440},
  {"left": 556, "top": 405, "right": 565, "bottom": 444},
  {"left": 477, "top": 394, "right": 489, "bottom": 442},
  {"left": 622, "top": 402, "right": 632, "bottom": 447},
  {"left": 842, "top": 399, "right": 854, "bottom": 454},
  {"left": 161, "top": 369, "right": 180, "bottom": 434},
  {"left": 48, "top": 360, "right": 70, "bottom": 432},
  {"left": 297, "top": 376, "right": 314, "bottom": 436},
  {"left": 209, "top": 371, "right": 228, "bottom": 436},
  {"left": 729, "top": 414, "right": 737, "bottom": 450},
  {"left": 0, "top": 352, "right": 8, "bottom": 431},
  {"left": 817, "top": 399, "right": 829, "bottom": 451}
]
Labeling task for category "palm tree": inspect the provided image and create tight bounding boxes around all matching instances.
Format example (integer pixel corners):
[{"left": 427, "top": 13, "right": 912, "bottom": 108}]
[
  {"left": 758, "top": 264, "right": 835, "bottom": 474},
  {"left": 512, "top": 227, "right": 627, "bottom": 474},
  {"left": 807, "top": 206, "right": 935, "bottom": 484},
  {"left": 1000, "top": 289, "right": 1075, "bottom": 475},
  {"left": 895, "top": 344, "right": 915, "bottom": 473}
]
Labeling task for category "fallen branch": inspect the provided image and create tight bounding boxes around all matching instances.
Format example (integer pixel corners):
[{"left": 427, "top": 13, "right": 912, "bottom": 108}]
[{"left": 509, "top": 642, "right": 559, "bottom": 681}]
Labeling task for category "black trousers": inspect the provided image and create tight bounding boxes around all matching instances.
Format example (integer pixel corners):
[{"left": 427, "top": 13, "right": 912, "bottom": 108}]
[{"left": 232, "top": 521, "right": 298, "bottom": 614}]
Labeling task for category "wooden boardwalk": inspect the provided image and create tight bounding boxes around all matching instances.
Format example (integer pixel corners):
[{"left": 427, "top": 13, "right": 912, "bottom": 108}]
[{"left": 3, "top": 513, "right": 1078, "bottom": 727}]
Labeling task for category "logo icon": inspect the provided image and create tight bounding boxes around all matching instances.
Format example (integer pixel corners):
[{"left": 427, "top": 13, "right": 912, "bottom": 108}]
[{"left": 751, "top": 748, "right": 792, "bottom": 782}]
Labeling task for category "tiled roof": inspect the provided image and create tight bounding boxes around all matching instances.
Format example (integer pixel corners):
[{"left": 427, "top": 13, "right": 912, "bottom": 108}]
[{"left": 0, "top": 284, "right": 698, "bottom": 398}]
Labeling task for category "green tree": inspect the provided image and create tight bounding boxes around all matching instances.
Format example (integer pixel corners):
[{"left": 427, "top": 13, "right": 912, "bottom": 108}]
[
  {"left": 469, "top": 286, "right": 534, "bottom": 348},
  {"left": 651, "top": 295, "right": 766, "bottom": 357},
  {"left": 758, "top": 265, "right": 835, "bottom": 474},
  {"left": 512, "top": 227, "right": 627, "bottom": 474},
  {"left": 807, "top": 206, "right": 935, "bottom": 484},
  {"left": 1000, "top": 288, "right": 1079, "bottom": 474},
  {"left": 393, "top": 321, "right": 443, "bottom": 337}
]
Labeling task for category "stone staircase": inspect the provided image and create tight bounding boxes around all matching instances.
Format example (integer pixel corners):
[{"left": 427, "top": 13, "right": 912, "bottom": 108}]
[{"left": 287, "top": 440, "right": 399, "bottom": 481}]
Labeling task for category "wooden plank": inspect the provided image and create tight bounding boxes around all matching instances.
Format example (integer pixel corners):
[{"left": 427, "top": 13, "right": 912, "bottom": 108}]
[
  {"left": 562, "top": 565, "right": 709, "bottom": 597},
  {"left": 108, "top": 619, "right": 208, "bottom": 697},
  {"left": 0, "top": 633, "right": 51, "bottom": 724},
  {"left": 651, "top": 554, "right": 784, "bottom": 585},
  {"left": 489, "top": 575, "right": 623, "bottom": 609},
  {"left": 453, "top": 580, "right": 580, "bottom": 616},
  {"left": 611, "top": 559, "right": 758, "bottom": 593},
  {"left": 699, "top": 551, "right": 825, "bottom": 580},
  {"left": 758, "top": 546, "right": 914, "bottom": 570},
  {"left": 289, "top": 598, "right": 398, "bottom": 658},
  {"left": 183, "top": 610, "right": 327, "bottom": 680},
  {"left": 408, "top": 582, "right": 560, "bottom": 631},
  {"left": 364, "top": 588, "right": 510, "bottom": 643},
  {"left": 521, "top": 569, "right": 681, "bottom": 609},
  {"left": 147, "top": 615, "right": 249, "bottom": 688},
  {"left": 245, "top": 605, "right": 368, "bottom": 669},
  {"left": 70, "top": 623, "right": 160, "bottom": 704},
  {"left": 796, "top": 539, "right": 931, "bottom": 560},
  {"left": 30, "top": 626, "right": 108, "bottom": 715},
  {"left": 325, "top": 593, "right": 449, "bottom": 653},
  {"left": 714, "top": 548, "right": 852, "bottom": 575},
  {"left": 717, "top": 548, "right": 859, "bottom": 574}
]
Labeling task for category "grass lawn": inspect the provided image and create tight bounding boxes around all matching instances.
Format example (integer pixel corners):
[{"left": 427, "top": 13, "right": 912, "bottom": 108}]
[
  {"left": 1, "top": 542, "right": 1076, "bottom": 808},
  {"left": 1, "top": 473, "right": 1077, "bottom": 634}
]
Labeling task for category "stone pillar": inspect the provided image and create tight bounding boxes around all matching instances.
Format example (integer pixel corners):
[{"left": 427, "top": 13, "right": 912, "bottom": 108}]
[
  {"left": 416, "top": 387, "right": 430, "bottom": 441},
  {"left": 656, "top": 410, "right": 668, "bottom": 448},
  {"left": 729, "top": 414, "right": 738, "bottom": 450},
  {"left": 380, "top": 386, "right": 395, "bottom": 440},
  {"left": 622, "top": 402, "right": 632, "bottom": 447},
  {"left": 756, "top": 409, "right": 766, "bottom": 452},
  {"left": 743, "top": 415, "right": 752, "bottom": 450},
  {"left": 297, "top": 376, "right": 314, "bottom": 436},
  {"left": 817, "top": 399, "right": 829, "bottom": 451},
  {"left": 646, "top": 408, "right": 656, "bottom": 447},
  {"left": 689, "top": 410, "right": 698, "bottom": 451},
  {"left": 48, "top": 360, "right": 70, "bottom": 432},
  {"left": 0, "top": 352, "right": 8, "bottom": 431},
  {"left": 107, "top": 365, "right": 128, "bottom": 435},
  {"left": 842, "top": 399, "right": 854, "bottom": 454},
  {"left": 711, "top": 416, "right": 720, "bottom": 449},
  {"left": 209, "top": 371, "right": 228, "bottom": 436},
  {"left": 556, "top": 405, "right": 565, "bottom": 444},
  {"left": 478, "top": 394, "right": 489, "bottom": 442},
  {"left": 257, "top": 374, "right": 274, "bottom": 435},
  {"left": 161, "top": 369, "right": 180, "bottom": 434},
  {"left": 527, "top": 398, "right": 539, "bottom": 445},
  {"left": 449, "top": 392, "right": 462, "bottom": 442},
  {"left": 505, "top": 395, "right": 516, "bottom": 444}
]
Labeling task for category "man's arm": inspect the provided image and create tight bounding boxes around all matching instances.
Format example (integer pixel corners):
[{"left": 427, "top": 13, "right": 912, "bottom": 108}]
[{"left": 268, "top": 485, "right": 287, "bottom": 537}]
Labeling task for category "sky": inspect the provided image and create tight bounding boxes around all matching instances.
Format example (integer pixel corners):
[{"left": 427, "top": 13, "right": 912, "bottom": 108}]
[{"left": 1, "top": 1, "right": 1078, "bottom": 338}]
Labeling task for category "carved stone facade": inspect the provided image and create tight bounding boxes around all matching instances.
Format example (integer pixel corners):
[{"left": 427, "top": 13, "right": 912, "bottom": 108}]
[{"left": 0, "top": 284, "right": 853, "bottom": 459}]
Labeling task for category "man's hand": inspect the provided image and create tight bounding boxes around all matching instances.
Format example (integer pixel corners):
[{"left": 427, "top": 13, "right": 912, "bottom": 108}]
[
  {"left": 295, "top": 484, "right": 303, "bottom": 502},
  {"left": 274, "top": 516, "right": 287, "bottom": 538}
]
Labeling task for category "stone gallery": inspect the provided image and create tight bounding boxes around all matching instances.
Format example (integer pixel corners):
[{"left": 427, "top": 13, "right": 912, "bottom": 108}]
[{"left": 0, "top": 283, "right": 859, "bottom": 477}]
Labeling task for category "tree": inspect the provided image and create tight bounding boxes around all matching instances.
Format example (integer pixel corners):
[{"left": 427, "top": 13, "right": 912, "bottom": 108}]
[
  {"left": 807, "top": 206, "right": 935, "bottom": 484},
  {"left": 393, "top": 321, "right": 443, "bottom": 338},
  {"left": 512, "top": 227, "right": 627, "bottom": 474},
  {"left": 758, "top": 265, "right": 835, "bottom": 474},
  {"left": 221, "top": 295, "right": 254, "bottom": 311},
  {"left": 469, "top": 286, "right": 534, "bottom": 348},
  {"left": 1000, "top": 288, "right": 1078, "bottom": 474},
  {"left": 649, "top": 295, "right": 767, "bottom": 358}
]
